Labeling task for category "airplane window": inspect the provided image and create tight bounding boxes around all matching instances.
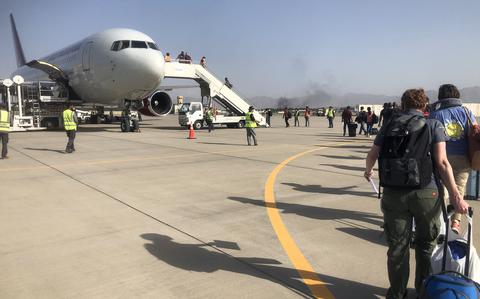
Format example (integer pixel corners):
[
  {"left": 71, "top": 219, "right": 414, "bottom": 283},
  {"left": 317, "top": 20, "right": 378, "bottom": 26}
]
[
  {"left": 131, "top": 41, "right": 147, "bottom": 48},
  {"left": 110, "top": 41, "right": 120, "bottom": 51},
  {"left": 147, "top": 42, "right": 159, "bottom": 50},
  {"left": 119, "top": 40, "right": 130, "bottom": 50}
]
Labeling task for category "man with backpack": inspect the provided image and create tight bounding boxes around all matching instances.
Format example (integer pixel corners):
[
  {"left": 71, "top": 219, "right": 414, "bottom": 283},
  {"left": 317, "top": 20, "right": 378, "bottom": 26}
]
[
  {"left": 429, "top": 84, "right": 476, "bottom": 234},
  {"left": 364, "top": 88, "right": 469, "bottom": 299},
  {"left": 357, "top": 106, "right": 367, "bottom": 135}
]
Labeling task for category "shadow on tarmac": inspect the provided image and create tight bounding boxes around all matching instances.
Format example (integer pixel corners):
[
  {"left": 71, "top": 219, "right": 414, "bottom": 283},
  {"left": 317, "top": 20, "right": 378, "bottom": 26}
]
[
  {"left": 228, "top": 196, "right": 383, "bottom": 230},
  {"left": 282, "top": 182, "right": 375, "bottom": 198},
  {"left": 77, "top": 126, "right": 119, "bottom": 133},
  {"left": 326, "top": 144, "right": 371, "bottom": 149},
  {"left": 149, "top": 126, "right": 187, "bottom": 131},
  {"left": 198, "top": 142, "right": 245, "bottom": 146},
  {"left": 140, "top": 233, "right": 386, "bottom": 298},
  {"left": 336, "top": 227, "right": 386, "bottom": 246},
  {"left": 319, "top": 164, "right": 377, "bottom": 172},
  {"left": 318, "top": 154, "right": 364, "bottom": 160},
  {"left": 352, "top": 150, "right": 370, "bottom": 154},
  {"left": 23, "top": 147, "right": 66, "bottom": 154}
]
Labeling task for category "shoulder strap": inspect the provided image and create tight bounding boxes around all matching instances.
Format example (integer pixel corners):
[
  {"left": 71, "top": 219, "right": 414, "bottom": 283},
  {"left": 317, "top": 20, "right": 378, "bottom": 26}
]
[
  {"left": 464, "top": 106, "right": 473, "bottom": 126},
  {"left": 463, "top": 106, "right": 474, "bottom": 138}
]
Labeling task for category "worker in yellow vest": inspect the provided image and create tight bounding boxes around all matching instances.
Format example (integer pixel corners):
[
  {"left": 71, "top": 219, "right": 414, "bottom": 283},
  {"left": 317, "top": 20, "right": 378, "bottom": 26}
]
[
  {"left": 326, "top": 106, "right": 335, "bottom": 128},
  {"left": 245, "top": 106, "right": 259, "bottom": 146},
  {"left": 0, "top": 103, "right": 10, "bottom": 159},
  {"left": 63, "top": 104, "right": 78, "bottom": 153}
]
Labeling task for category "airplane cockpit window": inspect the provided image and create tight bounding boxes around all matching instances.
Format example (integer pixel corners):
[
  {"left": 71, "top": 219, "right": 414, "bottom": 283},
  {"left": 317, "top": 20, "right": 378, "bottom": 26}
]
[
  {"left": 111, "top": 40, "right": 130, "bottom": 51},
  {"left": 147, "top": 42, "right": 159, "bottom": 50},
  {"left": 111, "top": 41, "right": 120, "bottom": 51},
  {"left": 131, "top": 41, "right": 148, "bottom": 48},
  {"left": 119, "top": 40, "right": 130, "bottom": 50}
]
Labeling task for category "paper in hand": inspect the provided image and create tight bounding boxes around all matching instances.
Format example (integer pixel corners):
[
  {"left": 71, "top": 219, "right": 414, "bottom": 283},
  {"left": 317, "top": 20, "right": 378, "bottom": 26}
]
[{"left": 369, "top": 178, "right": 379, "bottom": 195}]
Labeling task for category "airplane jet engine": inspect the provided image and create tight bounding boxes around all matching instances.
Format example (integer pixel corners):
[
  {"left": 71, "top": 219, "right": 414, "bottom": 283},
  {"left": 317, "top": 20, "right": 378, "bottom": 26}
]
[{"left": 137, "top": 91, "right": 173, "bottom": 116}]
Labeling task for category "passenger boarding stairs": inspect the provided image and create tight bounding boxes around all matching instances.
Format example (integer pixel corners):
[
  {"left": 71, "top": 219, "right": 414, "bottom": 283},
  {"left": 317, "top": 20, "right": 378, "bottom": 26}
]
[{"left": 164, "top": 62, "right": 265, "bottom": 125}]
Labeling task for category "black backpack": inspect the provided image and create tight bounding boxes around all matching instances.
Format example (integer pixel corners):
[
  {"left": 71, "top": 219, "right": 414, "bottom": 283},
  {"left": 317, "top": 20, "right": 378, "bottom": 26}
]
[{"left": 378, "top": 114, "right": 433, "bottom": 189}]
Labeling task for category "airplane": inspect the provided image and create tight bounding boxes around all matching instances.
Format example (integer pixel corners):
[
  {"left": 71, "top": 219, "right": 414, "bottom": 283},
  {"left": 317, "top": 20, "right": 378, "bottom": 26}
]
[{"left": 9, "top": 13, "right": 173, "bottom": 128}]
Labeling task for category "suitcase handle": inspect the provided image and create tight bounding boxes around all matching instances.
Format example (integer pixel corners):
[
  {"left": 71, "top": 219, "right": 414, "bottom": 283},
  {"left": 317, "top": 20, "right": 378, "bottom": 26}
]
[{"left": 443, "top": 205, "right": 474, "bottom": 276}]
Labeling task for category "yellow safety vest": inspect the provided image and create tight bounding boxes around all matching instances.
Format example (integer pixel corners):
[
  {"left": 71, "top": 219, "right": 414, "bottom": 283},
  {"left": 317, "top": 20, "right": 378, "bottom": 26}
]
[
  {"left": 327, "top": 109, "right": 334, "bottom": 118},
  {"left": 63, "top": 109, "right": 77, "bottom": 131},
  {"left": 245, "top": 112, "right": 257, "bottom": 128},
  {"left": 206, "top": 110, "right": 213, "bottom": 120},
  {"left": 0, "top": 110, "right": 10, "bottom": 132}
]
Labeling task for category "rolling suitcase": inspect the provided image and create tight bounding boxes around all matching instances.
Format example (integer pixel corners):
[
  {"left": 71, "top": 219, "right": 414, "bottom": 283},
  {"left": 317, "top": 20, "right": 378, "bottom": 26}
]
[{"left": 421, "top": 204, "right": 480, "bottom": 298}]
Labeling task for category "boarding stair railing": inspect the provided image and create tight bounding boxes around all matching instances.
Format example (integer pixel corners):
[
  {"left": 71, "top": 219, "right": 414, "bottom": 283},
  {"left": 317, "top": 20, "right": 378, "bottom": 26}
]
[{"left": 193, "top": 65, "right": 265, "bottom": 125}]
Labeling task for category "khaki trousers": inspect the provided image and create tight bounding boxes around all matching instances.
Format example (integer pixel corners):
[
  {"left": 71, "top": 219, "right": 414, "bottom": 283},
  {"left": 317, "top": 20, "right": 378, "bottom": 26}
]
[{"left": 443, "top": 154, "right": 471, "bottom": 222}]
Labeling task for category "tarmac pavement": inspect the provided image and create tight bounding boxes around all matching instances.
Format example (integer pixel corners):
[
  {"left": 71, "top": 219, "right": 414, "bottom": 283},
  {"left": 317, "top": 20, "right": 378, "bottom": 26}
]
[{"left": 1, "top": 115, "right": 479, "bottom": 299}]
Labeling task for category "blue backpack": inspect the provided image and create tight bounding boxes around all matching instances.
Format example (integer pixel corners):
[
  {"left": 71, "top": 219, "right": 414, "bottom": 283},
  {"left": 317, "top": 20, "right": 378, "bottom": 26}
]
[{"left": 421, "top": 271, "right": 480, "bottom": 299}]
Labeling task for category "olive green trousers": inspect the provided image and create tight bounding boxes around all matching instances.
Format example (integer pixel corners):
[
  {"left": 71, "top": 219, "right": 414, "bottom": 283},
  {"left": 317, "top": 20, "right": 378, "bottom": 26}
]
[{"left": 382, "top": 185, "right": 441, "bottom": 299}]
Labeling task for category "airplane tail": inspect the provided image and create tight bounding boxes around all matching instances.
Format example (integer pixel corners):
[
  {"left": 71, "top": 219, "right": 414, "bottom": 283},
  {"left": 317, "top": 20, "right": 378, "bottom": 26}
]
[{"left": 10, "top": 13, "right": 27, "bottom": 67}]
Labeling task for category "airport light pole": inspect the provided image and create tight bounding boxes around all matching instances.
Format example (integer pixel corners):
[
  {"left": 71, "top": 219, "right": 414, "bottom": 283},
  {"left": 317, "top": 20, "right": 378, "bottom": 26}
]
[
  {"left": 12, "top": 75, "right": 24, "bottom": 117},
  {"left": 2, "top": 79, "right": 13, "bottom": 125}
]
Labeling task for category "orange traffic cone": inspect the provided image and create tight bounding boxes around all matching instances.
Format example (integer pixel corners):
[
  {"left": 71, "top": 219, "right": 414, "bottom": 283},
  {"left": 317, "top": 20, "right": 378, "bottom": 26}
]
[{"left": 188, "top": 124, "right": 196, "bottom": 139}]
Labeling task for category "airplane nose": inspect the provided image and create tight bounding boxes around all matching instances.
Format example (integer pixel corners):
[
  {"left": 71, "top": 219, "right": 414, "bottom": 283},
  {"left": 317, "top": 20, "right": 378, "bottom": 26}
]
[
  {"left": 134, "top": 52, "right": 165, "bottom": 88},
  {"left": 120, "top": 51, "right": 164, "bottom": 93}
]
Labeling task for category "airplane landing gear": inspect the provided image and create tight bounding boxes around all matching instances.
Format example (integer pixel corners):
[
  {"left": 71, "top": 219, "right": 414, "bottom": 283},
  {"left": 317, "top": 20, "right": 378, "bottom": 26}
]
[{"left": 120, "top": 118, "right": 140, "bottom": 132}]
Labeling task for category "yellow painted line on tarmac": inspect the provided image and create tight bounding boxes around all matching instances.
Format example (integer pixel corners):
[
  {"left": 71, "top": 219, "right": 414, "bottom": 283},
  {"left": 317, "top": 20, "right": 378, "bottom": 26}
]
[{"left": 264, "top": 146, "right": 336, "bottom": 299}]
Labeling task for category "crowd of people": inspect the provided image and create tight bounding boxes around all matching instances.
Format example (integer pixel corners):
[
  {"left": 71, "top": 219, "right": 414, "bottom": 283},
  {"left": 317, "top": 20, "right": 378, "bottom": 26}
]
[
  {"left": 279, "top": 106, "right": 311, "bottom": 128},
  {"left": 163, "top": 51, "right": 207, "bottom": 67}
]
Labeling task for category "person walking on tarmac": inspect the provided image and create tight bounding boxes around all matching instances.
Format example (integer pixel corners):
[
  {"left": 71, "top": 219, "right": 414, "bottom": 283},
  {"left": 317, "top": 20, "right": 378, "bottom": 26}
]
[
  {"left": 341, "top": 106, "right": 353, "bottom": 136},
  {"left": 326, "top": 106, "right": 335, "bottom": 128},
  {"left": 283, "top": 107, "right": 291, "bottom": 127},
  {"left": 304, "top": 106, "right": 311, "bottom": 127},
  {"left": 364, "top": 88, "right": 469, "bottom": 299},
  {"left": 205, "top": 107, "right": 215, "bottom": 132},
  {"left": 63, "top": 104, "right": 78, "bottom": 153},
  {"left": 294, "top": 109, "right": 300, "bottom": 127},
  {"left": 245, "top": 106, "right": 258, "bottom": 146},
  {"left": 0, "top": 103, "right": 10, "bottom": 159}
]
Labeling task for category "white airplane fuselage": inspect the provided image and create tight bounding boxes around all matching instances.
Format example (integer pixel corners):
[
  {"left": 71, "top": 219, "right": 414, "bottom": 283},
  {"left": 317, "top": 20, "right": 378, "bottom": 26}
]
[{"left": 11, "top": 28, "right": 166, "bottom": 109}]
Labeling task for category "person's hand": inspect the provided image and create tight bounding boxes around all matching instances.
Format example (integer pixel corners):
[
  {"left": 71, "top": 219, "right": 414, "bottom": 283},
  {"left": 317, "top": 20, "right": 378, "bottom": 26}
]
[
  {"left": 450, "top": 193, "right": 469, "bottom": 214},
  {"left": 364, "top": 170, "right": 373, "bottom": 182}
]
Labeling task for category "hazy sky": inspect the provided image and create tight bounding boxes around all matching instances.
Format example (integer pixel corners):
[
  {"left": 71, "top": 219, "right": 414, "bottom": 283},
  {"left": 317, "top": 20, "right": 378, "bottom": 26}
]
[{"left": 1, "top": 0, "right": 479, "bottom": 98}]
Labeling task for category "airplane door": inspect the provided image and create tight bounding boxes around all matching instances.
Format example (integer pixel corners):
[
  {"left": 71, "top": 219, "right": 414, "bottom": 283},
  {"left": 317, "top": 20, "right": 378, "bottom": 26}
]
[{"left": 82, "top": 42, "right": 93, "bottom": 71}]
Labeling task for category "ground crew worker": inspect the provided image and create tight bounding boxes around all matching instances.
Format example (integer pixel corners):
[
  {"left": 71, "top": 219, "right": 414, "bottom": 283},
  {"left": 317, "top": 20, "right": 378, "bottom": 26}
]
[
  {"left": 294, "top": 109, "right": 300, "bottom": 126},
  {"left": 206, "top": 107, "right": 214, "bottom": 132},
  {"left": 245, "top": 106, "right": 258, "bottom": 146},
  {"left": 63, "top": 104, "right": 78, "bottom": 153},
  {"left": 326, "top": 106, "right": 335, "bottom": 128},
  {"left": 0, "top": 103, "right": 10, "bottom": 159}
]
